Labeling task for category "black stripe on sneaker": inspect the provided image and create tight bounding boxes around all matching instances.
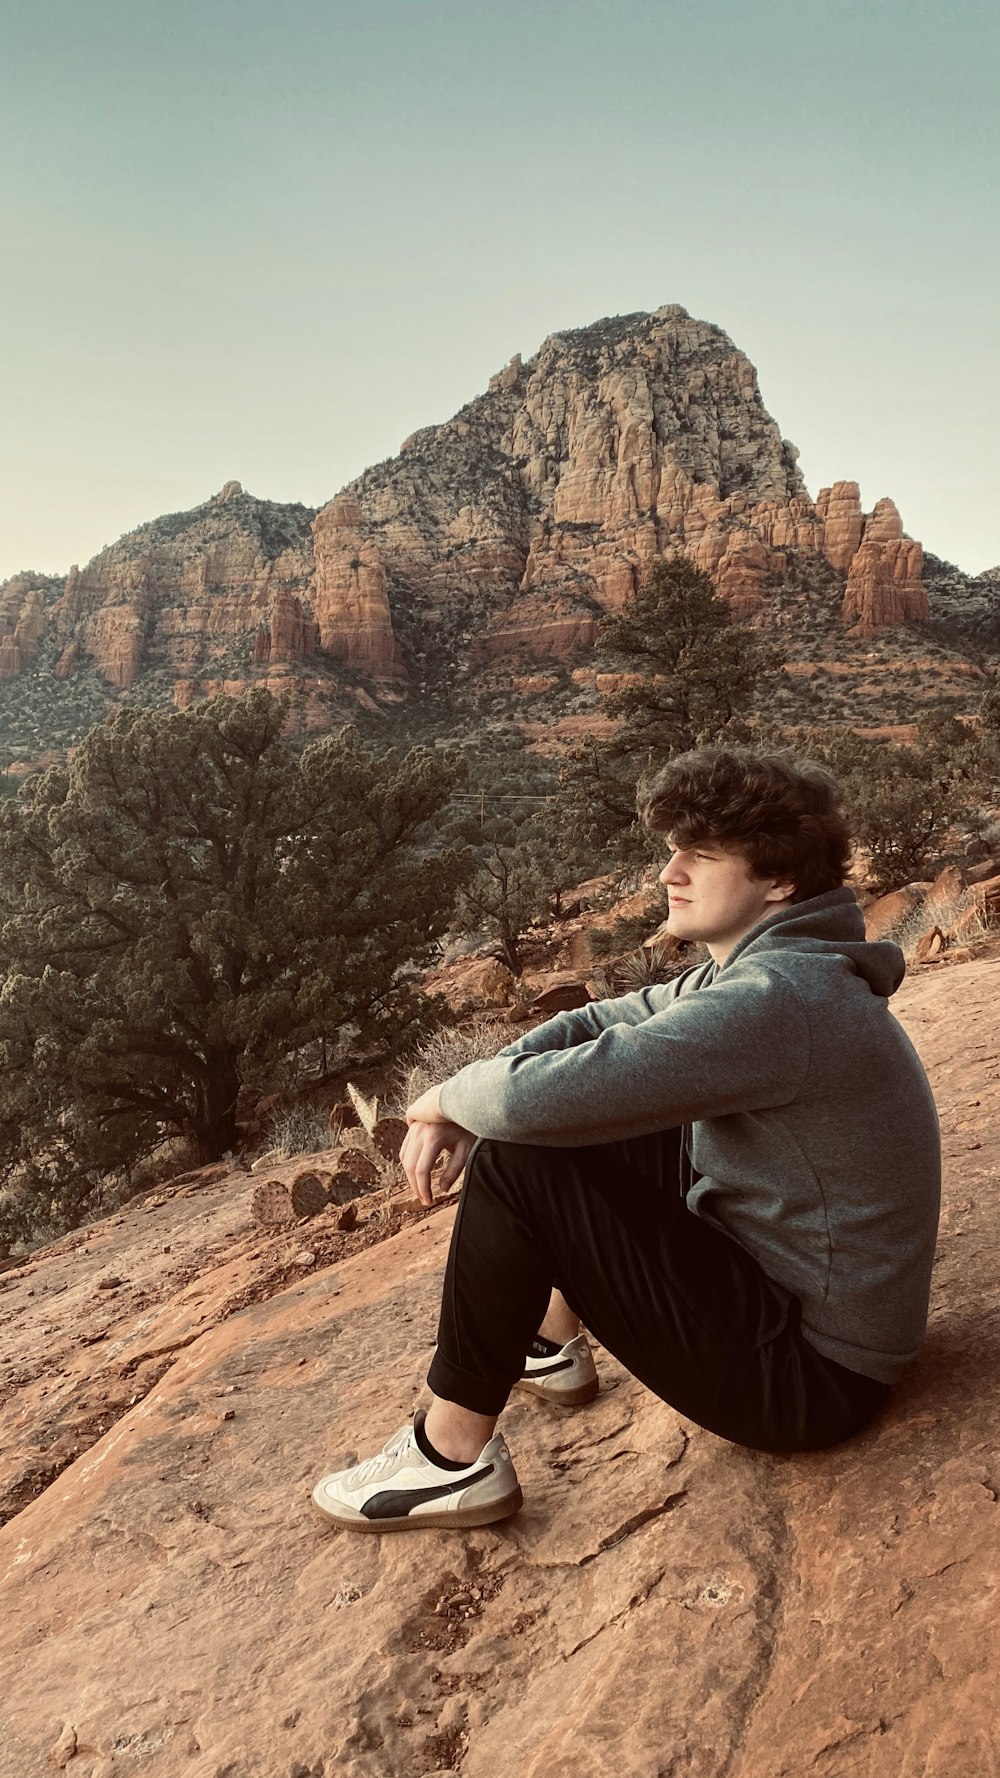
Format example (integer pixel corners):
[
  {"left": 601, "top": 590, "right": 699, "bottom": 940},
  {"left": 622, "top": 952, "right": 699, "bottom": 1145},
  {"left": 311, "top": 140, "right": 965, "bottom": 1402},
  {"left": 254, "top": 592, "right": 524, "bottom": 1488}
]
[
  {"left": 523, "top": 1358, "right": 574, "bottom": 1377},
  {"left": 361, "top": 1463, "right": 495, "bottom": 1519}
]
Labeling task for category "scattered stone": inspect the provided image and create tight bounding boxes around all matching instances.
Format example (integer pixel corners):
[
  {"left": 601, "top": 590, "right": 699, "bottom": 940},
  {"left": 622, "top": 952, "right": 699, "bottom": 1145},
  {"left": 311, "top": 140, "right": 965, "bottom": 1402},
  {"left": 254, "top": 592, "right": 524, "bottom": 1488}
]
[
  {"left": 49, "top": 1722, "right": 77, "bottom": 1767},
  {"left": 290, "top": 1251, "right": 316, "bottom": 1268},
  {"left": 335, "top": 1202, "right": 358, "bottom": 1232},
  {"left": 527, "top": 977, "right": 592, "bottom": 1017}
]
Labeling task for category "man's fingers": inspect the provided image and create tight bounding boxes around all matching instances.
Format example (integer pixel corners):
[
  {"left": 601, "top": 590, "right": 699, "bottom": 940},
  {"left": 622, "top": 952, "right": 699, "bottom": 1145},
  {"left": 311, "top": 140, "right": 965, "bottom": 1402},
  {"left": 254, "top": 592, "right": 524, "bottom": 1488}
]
[
  {"left": 438, "top": 1136, "right": 473, "bottom": 1193},
  {"left": 398, "top": 1120, "right": 474, "bottom": 1206}
]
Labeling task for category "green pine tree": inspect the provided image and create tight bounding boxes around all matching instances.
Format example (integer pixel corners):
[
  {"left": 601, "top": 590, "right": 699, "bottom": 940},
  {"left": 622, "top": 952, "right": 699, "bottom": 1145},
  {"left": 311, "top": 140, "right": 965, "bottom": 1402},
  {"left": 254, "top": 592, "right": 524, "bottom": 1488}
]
[
  {"left": 557, "top": 557, "right": 785, "bottom": 865},
  {"left": 0, "top": 687, "right": 473, "bottom": 1247}
]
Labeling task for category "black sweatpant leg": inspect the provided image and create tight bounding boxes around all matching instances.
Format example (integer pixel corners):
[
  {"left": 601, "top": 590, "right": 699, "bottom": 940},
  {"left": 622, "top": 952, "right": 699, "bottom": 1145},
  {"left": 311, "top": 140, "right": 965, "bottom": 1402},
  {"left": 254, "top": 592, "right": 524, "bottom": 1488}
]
[{"left": 426, "top": 1129, "right": 889, "bottom": 1454}]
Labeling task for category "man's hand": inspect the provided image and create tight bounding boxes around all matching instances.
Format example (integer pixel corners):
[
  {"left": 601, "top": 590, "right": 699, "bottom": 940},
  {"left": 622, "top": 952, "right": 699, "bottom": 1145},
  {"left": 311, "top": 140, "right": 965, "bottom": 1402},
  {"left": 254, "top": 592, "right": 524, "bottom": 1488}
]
[
  {"left": 405, "top": 1083, "right": 448, "bottom": 1126},
  {"left": 399, "top": 1118, "right": 476, "bottom": 1207}
]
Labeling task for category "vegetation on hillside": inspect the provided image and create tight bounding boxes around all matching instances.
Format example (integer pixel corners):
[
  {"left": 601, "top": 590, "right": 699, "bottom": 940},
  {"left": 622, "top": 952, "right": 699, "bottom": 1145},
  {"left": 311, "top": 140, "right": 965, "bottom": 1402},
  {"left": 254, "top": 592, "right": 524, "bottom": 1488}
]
[
  {"left": 0, "top": 687, "right": 473, "bottom": 1253},
  {"left": 556, "top": 558, "right": 785, "bottom": 866}
]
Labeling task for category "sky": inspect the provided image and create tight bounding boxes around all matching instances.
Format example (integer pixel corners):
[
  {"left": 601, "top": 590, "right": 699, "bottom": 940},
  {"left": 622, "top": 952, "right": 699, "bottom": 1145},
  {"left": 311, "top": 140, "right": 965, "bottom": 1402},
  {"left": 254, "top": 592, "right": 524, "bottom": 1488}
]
[{"left": 2, "top": 0, "right": 998, "bottom": 582}]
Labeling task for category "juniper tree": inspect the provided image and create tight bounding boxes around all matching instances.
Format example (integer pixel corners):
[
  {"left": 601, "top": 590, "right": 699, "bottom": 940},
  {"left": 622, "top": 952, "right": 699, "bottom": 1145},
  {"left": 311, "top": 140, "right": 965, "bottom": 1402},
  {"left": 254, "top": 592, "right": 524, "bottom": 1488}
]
[
  {"left": 444, "top": 753, "right": 601, "bottom": 977},
  {"left": 803, "top": 716, "right": 986, "bottom": 891},
  {"left": 0, "top": 687, "right": 472, "bottom": 1241},
  {"left": 557, "top": 558, "right": 785, "bottom": 865}
]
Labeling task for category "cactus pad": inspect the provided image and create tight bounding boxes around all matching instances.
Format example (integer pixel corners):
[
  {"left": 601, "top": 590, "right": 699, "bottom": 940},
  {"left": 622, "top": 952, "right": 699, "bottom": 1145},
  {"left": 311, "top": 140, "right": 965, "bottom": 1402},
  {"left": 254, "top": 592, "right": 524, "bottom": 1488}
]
[
  {"left": 250, "top": 1180, "right": 296, "bottom": 1226},
  {"left": 290, "top": 1169, "right": 333, "bottom": 1219}
]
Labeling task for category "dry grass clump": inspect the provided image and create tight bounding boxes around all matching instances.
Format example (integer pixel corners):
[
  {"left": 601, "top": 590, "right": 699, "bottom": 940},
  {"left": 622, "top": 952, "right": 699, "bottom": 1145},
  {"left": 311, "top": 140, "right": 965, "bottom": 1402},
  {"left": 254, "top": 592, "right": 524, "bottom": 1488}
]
[
  {"left": 263, "top": 1104, "right": 340, "bottom": 1157},
  {"left": 395, "top": 1017, "right": 517, "bottom": 1111},
  {"left": 892, "top": 887, "right": 992, "bottom": 962}
]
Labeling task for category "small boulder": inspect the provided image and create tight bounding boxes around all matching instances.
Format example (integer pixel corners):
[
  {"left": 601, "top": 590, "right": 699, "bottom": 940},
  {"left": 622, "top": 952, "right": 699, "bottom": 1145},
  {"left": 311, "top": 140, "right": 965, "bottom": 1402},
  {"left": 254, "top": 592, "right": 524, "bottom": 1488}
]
[
  {"left": 527, "top": 977, "right": 592, "bottom": 1017},
  {"left": 913, "top": 926, "right": 944, "bottom": 962},
  {"left": 864, "top": 886, "right": 925, "bottom": 940},
  {"left": 926, "top": 864, "right": 966, "bottom": 911}
]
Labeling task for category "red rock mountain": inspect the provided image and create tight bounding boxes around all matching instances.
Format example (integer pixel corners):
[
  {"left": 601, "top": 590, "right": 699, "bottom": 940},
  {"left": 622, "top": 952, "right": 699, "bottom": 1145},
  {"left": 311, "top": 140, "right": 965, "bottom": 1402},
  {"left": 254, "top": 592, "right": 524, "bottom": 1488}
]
[{"left": 0, "top": 306, "right": 971, "bottom": 758}]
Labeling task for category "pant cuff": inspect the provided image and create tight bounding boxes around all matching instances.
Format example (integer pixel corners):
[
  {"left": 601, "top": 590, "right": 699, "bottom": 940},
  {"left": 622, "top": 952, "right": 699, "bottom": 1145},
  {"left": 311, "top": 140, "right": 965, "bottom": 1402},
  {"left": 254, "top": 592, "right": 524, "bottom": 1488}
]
[{"left": 427, "top": 1349, "right": 516, "bottom": 1417}]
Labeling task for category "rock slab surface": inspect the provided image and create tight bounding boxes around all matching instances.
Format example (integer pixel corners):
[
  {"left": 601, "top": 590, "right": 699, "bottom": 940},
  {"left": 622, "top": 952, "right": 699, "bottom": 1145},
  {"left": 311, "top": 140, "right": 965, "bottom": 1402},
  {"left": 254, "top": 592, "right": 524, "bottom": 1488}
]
[{"left": 2, "top": 962, "right": 1000, "bottom": 1777}]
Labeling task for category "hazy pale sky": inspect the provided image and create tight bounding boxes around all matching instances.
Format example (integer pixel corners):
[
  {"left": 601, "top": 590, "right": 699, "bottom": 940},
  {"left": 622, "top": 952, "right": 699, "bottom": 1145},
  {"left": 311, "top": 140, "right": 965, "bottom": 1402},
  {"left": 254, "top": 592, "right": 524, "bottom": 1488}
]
[{"left": 2, "top": 0, "right": 997, "bottom": 582}]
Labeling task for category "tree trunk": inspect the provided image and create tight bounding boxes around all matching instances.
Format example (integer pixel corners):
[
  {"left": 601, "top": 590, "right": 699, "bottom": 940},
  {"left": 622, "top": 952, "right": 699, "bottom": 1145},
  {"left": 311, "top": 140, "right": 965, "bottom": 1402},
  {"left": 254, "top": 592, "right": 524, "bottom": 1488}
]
[{"left": 194, "top": 1047, "right": 242, "bottom": 1163}]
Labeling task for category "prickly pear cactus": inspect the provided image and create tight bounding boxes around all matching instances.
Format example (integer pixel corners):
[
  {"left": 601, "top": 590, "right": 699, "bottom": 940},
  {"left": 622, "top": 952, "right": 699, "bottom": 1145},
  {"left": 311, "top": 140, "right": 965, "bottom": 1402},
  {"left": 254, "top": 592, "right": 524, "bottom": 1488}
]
[
  {"left": 372, "top": 1117, "right": 408, "bottom": 1164},
  {"left": 250, "top": 1180, "right": 296, "bottom": 1226},
  {"left": 290, "top": 1169, "right": 332, "bottom": 1219},
  {"left": 335, "top": 1149, "right": 380, "bottom": 1187}
]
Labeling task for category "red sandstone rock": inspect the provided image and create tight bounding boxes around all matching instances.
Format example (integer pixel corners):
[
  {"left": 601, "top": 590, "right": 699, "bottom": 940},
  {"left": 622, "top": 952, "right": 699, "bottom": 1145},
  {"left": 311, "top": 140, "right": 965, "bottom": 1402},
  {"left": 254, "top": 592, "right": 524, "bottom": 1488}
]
[
  {"left": 816, "top": 480, "right": 865, "bottom": 572},
  {"left": 1, "top": 961, "right": 1000, "bottom": 1773},
  {"left": 863, "top": 885, "right": 926, "bottom": 939},
  {"left": 312, "top": 494, "right": 407, "bottom": 681},
  {"left": 0, "top": 314, "right": 931, "bottom": 725},
  {"left": 526, "top": 976, "right": 592, "bottom": 1016},
  {"left": 844, "top": 535, "right": 927, "bottom": 636}
]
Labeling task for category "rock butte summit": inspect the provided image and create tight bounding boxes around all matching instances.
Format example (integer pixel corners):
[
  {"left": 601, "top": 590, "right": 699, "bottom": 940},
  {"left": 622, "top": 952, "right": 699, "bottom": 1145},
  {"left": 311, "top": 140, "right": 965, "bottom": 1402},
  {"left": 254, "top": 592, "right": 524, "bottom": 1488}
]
[{"left": 0, "top": 307, "right": 927, "bottom": 725}]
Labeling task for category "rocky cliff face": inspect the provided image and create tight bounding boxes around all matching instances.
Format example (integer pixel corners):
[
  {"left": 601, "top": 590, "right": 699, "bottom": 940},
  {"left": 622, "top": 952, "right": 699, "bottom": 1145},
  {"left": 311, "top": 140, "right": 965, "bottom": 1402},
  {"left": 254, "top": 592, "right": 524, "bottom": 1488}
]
[{"left": 0, "top": 307, "right": 956, "bottom": 758}]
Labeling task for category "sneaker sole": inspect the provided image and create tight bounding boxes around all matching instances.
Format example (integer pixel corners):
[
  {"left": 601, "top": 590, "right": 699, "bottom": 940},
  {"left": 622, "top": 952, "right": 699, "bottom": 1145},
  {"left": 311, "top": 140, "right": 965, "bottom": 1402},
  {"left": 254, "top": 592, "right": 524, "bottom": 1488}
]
[
  {"left": 309, "top": 1485, "right": 524, "bottom": 1533},
  {"left": 515, "top": 1375, "right": 600, "bottom": 1407}
]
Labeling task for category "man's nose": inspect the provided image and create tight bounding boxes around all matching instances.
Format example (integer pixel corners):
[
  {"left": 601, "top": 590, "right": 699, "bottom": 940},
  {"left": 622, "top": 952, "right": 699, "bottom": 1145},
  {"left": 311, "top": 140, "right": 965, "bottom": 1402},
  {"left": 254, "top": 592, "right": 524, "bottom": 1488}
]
[{"left": 659, "top": 854, "right": 689, "bottom": 886}]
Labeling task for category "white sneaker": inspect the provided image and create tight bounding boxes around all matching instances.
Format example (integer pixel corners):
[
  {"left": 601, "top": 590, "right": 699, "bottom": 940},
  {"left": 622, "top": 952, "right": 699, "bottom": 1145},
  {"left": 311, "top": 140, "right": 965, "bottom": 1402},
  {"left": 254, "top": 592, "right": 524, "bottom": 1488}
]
[
  {"left": 311, "top": 1410, "right": 523, "bottom": 1533},
  {"left": 516, "top": 1333, "right": 600, "bottom": 1406}
]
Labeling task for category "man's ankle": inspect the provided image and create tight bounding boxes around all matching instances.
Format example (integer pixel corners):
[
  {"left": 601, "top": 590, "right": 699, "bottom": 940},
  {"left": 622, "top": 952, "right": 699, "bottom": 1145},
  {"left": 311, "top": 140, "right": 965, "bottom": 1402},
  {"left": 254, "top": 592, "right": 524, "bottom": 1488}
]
[{"left": 423, "top": 1399, "right": 497, "bottom": 1466}]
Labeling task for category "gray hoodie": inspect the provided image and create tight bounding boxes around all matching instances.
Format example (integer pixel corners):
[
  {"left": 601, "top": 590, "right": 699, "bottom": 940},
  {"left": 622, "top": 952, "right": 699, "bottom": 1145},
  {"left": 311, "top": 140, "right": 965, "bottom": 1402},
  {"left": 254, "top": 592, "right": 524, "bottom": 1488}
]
[{"left": 439, "top": 888, "right": 941, "bottom": 1383}]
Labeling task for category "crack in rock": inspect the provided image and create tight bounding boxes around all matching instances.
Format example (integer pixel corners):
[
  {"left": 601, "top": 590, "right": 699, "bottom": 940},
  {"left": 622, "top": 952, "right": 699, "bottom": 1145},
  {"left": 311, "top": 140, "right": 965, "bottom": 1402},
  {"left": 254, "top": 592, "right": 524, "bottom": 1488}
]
[
  {"left": 579, "top": 1489, "right": 689, "bottom": 1567},
  {"left": 561, "top": 1563, "right": 671, "bottom": 1661},
  {"left": 713, "top": 1459, "right": 793, "bottom": 1778}
]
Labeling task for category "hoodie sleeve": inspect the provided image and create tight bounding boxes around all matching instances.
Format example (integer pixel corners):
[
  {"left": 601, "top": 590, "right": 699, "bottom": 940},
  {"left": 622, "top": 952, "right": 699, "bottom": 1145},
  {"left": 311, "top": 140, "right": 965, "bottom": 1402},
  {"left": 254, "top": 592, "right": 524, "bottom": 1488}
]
[
  {"left": 487, "top": 965, "right": 711, "bottom": 1063},
  {"left": 438, "top": 960, "right": 810, "bottom": 1145}
]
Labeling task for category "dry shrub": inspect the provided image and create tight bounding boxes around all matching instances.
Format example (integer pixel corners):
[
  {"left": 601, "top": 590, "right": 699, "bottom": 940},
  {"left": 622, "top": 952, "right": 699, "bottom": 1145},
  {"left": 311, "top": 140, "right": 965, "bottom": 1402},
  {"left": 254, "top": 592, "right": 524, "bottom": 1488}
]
[
  {"left": 263, "top": 1105, "right": 338, "bottom": 1157},
  {"left": 395, "top": 1017, "right": 517, "bottom": 1110},
  {"left": 893, "top": 887, "right": 992, "bottom": 962}
]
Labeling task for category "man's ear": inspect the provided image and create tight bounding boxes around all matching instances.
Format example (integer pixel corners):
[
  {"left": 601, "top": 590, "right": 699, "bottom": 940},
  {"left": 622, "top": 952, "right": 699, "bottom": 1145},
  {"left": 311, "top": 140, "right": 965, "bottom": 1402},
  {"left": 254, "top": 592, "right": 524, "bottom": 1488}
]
[{"left": 764, "top": 879, "right": 797, "bottom": 905}]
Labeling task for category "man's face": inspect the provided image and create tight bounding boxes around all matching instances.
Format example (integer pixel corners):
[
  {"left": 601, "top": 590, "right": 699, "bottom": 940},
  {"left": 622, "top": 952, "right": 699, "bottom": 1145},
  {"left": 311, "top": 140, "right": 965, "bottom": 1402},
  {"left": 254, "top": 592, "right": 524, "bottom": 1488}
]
[{"left": 658, "top": 836, "right": 795, "bottom": 962}]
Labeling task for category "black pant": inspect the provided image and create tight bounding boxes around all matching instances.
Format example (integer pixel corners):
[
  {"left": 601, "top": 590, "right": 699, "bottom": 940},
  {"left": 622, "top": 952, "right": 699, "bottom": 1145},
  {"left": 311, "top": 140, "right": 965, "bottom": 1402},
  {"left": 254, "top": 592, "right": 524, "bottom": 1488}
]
[{"left": 426, "top": 1128, "right": 889, "bottom": 1454}]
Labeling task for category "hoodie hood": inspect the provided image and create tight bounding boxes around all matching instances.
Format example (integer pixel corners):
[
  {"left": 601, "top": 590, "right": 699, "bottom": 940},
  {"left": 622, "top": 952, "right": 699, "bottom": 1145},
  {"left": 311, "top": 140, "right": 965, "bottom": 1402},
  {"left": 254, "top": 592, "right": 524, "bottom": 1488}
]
[{"left": 719, "top": 887, "right": 905, "bottom": 998}]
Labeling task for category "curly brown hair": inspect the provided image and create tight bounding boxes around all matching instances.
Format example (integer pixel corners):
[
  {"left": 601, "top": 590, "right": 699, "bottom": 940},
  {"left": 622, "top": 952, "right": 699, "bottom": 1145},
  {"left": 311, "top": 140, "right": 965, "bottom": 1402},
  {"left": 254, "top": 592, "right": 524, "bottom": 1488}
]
[{"left": 638, "top": 747, "right": 853, "bottom": 902}]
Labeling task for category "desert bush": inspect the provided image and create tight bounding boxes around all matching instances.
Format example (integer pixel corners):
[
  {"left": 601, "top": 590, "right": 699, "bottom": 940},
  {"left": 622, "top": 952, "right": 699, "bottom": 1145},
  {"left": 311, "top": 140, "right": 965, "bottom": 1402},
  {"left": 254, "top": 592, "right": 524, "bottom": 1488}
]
[
  {"left": 263, "top": 1104, "right": 340, "bottom": 1157},
  {"left": 588, "top": 942, "right": 695, "bottom": 999},
  {"left": 395, "top": 1017, "right": 517, "bottom": 1110},
  {"left": 0, "top": 686, "right": 472, "bottom": 1223},
  {"left": 891, "top": 888, "right": 992, "bottom": 961},
  {"left": 586, "top": 886, "right": 672, "bottom": 960}
]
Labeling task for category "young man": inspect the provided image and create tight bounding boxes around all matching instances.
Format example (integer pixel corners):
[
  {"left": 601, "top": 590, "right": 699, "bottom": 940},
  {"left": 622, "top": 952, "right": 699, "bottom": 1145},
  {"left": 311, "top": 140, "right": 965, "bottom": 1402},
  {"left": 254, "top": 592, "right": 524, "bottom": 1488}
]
[{"left": 311, "top": 749, "right": 942, "bottom": 1533}]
